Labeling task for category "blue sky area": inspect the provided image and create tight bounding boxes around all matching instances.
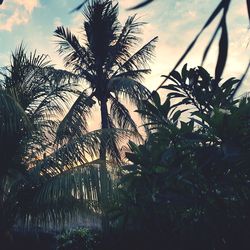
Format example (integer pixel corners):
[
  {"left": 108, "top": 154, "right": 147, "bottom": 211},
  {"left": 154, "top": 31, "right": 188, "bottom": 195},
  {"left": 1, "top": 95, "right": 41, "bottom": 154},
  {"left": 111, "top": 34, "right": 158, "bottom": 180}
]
[{"left": 0, "top": 0, "right": 249, "bottom": 94}]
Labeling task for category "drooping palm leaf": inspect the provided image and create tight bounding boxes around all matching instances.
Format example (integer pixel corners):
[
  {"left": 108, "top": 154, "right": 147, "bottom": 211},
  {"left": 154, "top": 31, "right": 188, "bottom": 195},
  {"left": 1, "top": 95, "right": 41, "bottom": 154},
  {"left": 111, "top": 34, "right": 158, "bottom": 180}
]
[
  {"left": 108, "top": 76, "right": 150, "bottom": 107},
  {"left": 56, "top": 90, "right": 95, "bottom": 143},
  {"left": 35, "top": 128, "right": 139, "bottom": 175},
  {"left": 109, "top": 95, "right": 139, "bottom": 133}
]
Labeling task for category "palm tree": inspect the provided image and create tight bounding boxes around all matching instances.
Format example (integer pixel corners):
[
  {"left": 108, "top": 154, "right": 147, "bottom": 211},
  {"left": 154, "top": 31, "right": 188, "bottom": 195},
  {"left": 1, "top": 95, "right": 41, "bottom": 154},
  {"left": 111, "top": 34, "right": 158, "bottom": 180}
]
[
  {"left": 54, "top": 0, "right": 157, "bottom": 230},
  {"left": 0, "top": 44, "right": 82, "bottom": 241},
  {"left": 0, "top": 44, "right": 79, "bottom": 176},
  {"left": 54, "top": 0, "right": 158, "bottom": 164},
  {"left": 0, "top": 44, "right": 137, "bottom": 238}
]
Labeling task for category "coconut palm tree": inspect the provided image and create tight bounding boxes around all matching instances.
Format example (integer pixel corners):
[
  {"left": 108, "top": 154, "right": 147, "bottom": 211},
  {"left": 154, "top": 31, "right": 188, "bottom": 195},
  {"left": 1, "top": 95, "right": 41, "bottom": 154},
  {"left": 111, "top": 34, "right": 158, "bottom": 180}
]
[
  {"left": 0, "top": 44, "right": 138, "bottom": 239},
  {"left": 55, "top": 0, "right": 157, "bottom": 230},
  {"left": 0, "top": 44, "right": 85, "bottom": 241},
  {"left": 54, "top": 0, "right": 158, "bottom": 164},
  {"left": 0, "top": 44, "right": 78, "bottom": 177}
]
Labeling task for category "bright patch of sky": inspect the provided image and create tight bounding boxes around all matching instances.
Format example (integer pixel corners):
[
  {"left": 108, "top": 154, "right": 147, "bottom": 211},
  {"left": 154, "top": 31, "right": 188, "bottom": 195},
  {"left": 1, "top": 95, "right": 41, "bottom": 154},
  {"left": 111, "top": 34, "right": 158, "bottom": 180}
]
[{"left": 0, "top": 0, "right": 249, "bottom": 95}]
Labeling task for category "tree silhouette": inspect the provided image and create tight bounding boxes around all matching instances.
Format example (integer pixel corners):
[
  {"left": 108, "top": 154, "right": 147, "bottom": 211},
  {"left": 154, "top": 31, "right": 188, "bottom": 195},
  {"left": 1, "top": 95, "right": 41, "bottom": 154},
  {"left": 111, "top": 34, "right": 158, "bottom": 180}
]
[
  {"left": 0, "top": 44, "right": 79, "bottom": 240},
  {"left": 54, "top": 0, "right": 157, "bottom": 166}
]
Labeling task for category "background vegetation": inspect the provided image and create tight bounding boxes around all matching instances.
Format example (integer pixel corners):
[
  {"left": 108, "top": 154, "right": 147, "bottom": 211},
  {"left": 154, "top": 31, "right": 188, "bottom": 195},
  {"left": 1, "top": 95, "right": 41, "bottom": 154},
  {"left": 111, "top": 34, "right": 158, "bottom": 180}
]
[{"left": 0, "top": 0, "right": 249, "bottom": 249}]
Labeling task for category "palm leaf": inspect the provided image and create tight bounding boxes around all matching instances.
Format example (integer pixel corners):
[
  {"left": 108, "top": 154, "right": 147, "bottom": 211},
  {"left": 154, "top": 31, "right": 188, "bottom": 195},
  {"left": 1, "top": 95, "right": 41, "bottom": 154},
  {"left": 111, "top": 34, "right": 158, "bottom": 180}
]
[
  {"left": 106, "top": 14, "right": 144, "bottom": 72},
  {"left": 0, "top": 90, "right": 31, "bottom": 135},
  {"left": 157, "top": 0, "right": 228, "bottom": 90},
  {"left": 113, "top": 69, "right": 151, "bottom": 82},
  {"left": 56, "top": 90, "right": 95, "bottom": 143},
  {"left": 54, "top": 26, "right": 94, "bottom": 80},
  {"left": 109, "top": 95, "right": 139, "bottom": 133},
  {"left": 35, "top": 128, "right": 138, "bottom": 175},
  {"left": 116, "top": 36, "right": 158, "bottom": 73},
  {"left": 127, "top": 0, "right": 154, "bottom": 10},
  {"left": 108, "top": 77, "right": 150, "bottom": 107}
]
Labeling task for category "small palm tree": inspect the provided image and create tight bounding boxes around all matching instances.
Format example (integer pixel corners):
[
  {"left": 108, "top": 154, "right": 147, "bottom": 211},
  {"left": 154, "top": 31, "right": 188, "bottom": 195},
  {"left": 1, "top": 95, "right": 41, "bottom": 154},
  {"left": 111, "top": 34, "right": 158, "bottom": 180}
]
[
  {"left": 54, "top": 0, "right": 158, "bottom": 164},
  {"left": 0, "top": 44, "right": 82, "bottom": 239}
]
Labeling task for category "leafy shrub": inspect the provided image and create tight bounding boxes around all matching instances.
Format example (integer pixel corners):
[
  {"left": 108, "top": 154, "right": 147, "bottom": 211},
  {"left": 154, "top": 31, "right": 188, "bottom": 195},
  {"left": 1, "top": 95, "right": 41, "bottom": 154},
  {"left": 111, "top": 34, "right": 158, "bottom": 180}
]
[
  {"left": 111, "top": 66, "right": 250, "bottom": 249},
  {"left": 56, "top": 228, "right": 98, "bottom": 250}
]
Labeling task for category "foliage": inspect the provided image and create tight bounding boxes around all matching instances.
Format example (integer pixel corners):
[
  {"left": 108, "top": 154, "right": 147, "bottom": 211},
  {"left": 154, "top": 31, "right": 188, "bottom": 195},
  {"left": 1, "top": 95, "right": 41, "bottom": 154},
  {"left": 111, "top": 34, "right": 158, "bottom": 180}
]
[
  {"left": 0, "top": 2, "right": 156, "bottom": 236},
  {"left": 112, "top": 65, "right": 250, "bottom": 249},
  {"left": 0, "top": 44, "right": 79, "bottom": 234},
  {"left": 0, "top": 45, "right": 115, "bottom": 235},
  {"left": 1, "top": 0, "right": 158, "bottom": 235},
  {"left": 56, "top": 228, "right": 98, "bottom": 250}
]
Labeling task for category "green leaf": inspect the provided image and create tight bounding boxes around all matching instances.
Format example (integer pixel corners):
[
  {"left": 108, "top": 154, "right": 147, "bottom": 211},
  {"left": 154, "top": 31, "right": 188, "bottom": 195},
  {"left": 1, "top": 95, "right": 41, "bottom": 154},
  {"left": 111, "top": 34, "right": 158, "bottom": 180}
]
[
  {"left": 127, "top": 0, "right": 154, "bottom": 10},
  {"left": 170, "top": 71, "right": 182, "bottom": 83},
  {"left": 215, "top": 15, "right": 228, "bottom": 82},
  {"left": 155, "top": 166, "right": 167, "bottom": 173},
  {"left": 168, "top": 92, "right": 186, "bottom": 99},
  {"left": 151, "top": 91, "right": 161, "bottom": 107},
  {"left": 172, "top": 110, "right": 182, "bottom": 122}
]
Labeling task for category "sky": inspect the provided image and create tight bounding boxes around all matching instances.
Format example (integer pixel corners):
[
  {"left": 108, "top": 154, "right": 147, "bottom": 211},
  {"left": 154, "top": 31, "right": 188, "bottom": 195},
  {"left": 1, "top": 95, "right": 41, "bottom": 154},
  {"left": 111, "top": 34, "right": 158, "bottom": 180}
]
[{"left": 0, "top": 0, "right": 249, "bottom": 96}]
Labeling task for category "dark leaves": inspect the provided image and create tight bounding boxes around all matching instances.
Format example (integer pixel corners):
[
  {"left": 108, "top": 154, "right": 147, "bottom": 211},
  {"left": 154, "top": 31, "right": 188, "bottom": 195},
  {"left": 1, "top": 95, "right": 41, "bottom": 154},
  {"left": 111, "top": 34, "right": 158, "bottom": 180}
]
[
  {"left": 231, "top": 61, "right": 250, "bottom": 98},
  {"left": 69, "top": 0, "right": 88, "bottom": 13},
  {"left": 215, "top": 21, "right": 228, "bottom": 83},
  {"left": 247, "top": 0, "right": 250, "bottom": 23},
  {"left": 158, "top": 0, "right": 232, "bottom": 91},
  {"left": 127, "top": 0, "right": 154, "bottom": 10},
  {"left": 215, "top": 2, "right": 230, "bottom": 83}
]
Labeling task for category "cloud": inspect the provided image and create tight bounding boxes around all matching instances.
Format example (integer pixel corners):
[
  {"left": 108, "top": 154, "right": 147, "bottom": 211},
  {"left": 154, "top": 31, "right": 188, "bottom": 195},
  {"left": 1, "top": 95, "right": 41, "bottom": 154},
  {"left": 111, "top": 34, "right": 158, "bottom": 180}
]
[
  {"left": 0, "top": 0, "right": 40, "bottom": 31},
  {"left": 12, "top": 0, "right": 39, "bottom": 13}
]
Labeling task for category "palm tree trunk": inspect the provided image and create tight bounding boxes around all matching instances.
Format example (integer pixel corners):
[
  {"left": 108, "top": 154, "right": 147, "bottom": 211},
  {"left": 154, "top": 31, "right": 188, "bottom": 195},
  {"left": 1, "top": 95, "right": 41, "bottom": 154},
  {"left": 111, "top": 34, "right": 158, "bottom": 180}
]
[
  {"left": 100, "top": 98, "right": 109, "bottom": 160},
  {"left": 99, "top": 98, "right": 110, "bottom": 231},
  {"left": 100, "top": 98, "right": 109, "bottom": 201}
]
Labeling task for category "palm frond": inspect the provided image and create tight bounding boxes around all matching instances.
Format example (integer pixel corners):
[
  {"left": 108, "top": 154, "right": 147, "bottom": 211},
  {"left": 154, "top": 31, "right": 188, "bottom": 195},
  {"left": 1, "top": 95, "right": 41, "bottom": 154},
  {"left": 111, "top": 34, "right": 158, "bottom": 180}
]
[
  {"left": 109, "top": 95, "right": 139, "bottom": 133},
  {"left": 113, "top": 68, "right": 151, "bottom": 82},
  {"left": 28, "top": 67, "right": 79, "bottom": 120},
  {"left": 54, "top": 26, "right": 94, "bottom": 79},
  {"left": 106, "top": 14, "right": 144, "bottom": 72},
  {"left": 18, "top": 162, "right": 107, "bottom": 230},
  {"left": 35, "top": 128, "right": 138, "bottom": 175},
  {"left": 116, "top": 36, "right": 158, "bottom": 73},
  {"left": 0, "top": 90, "right": 31, "bottom": 135},
  {"left": 36, "top": 164, "right": 103, "bottom": 204},
  {"left": 108, "top": 77, "right": 150, "bottom": 107},
  {"left": 56, "top": 90, "right": 95, "bottom": 144}
]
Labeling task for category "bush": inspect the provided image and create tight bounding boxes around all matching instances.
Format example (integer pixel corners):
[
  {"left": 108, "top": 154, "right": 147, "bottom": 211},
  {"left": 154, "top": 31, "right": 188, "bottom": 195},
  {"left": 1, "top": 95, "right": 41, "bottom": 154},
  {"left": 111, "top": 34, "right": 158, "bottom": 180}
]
[
  {"left": 110, "top": 66, "right": 250, "bottom": 249},
  {"left": 56, "top": 228, "right": 98, "bottom": 250}
]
